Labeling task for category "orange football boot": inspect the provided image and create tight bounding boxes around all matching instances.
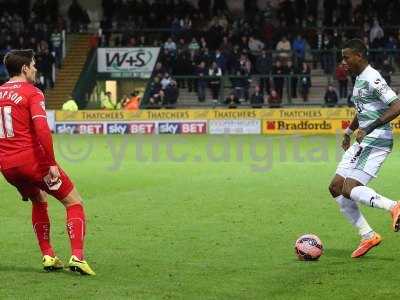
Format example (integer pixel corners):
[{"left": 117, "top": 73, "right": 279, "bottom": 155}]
[{"left": 351, "top": 233, "right": 382, "bottom": 258}]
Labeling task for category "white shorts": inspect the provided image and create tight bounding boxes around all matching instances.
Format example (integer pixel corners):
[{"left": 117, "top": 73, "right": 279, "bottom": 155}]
[{"left": 335, "top": 142, "right": 390, "bottom": 185}]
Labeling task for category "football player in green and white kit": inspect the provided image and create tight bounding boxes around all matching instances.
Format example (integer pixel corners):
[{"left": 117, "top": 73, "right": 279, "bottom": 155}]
[{"left": 329, "top": 39, "right": 400, "bottom": 258}]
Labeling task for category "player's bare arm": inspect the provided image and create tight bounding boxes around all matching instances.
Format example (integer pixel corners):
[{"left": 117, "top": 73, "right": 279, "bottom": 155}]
[{"left": 356, "top": 99, "right": 400, "bottom": 143}]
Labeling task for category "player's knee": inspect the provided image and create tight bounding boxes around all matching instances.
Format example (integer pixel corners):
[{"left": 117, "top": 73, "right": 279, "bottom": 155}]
[
  {"left": 329, "top": 181, "right": 342, "bottom": 198},
  {"left": 63, "top": 200, "right": 82, "bottom": 208},
  {"left": 59, "top": 187, "right": 83, "bottom": 207},
  {"left": 30, "top": 191, "right": 47, "bottom": 203},
  {"left": 341, "top": 184, "right": 352, "bottom": 199},
  {"left": 60, "top": 197, "right": 82, "bottom": 208}
]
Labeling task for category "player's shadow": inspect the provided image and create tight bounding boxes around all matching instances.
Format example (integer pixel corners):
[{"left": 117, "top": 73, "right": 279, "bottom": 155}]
[
  {"left": 353, "top": 256, "right": 395, "bottom": 262},
  {"left": 0, "top": 264, "right": 81, "bottom": 276},
  {"left": 326, "top": 248, "right": 395, "bottom": 261},
  {"left": 325, "top": 248, "right": 349, "bottom": 258},
  {"left": 0, "top": 264, "right": 42, "bottom": 273}
]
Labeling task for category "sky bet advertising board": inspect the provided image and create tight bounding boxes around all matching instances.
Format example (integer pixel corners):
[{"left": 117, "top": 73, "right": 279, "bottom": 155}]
[{"left": 158, "top": 122, "right": 207, "bottom": 134}]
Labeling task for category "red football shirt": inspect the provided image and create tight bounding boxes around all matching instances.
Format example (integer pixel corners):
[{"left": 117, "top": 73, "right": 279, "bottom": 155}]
[{"left": 0, "top": 80, "right": 49, "bottom": 169}]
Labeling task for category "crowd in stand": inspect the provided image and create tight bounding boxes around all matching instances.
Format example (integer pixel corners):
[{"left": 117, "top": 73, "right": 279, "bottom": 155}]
[
  {"left": 99, "top": 0, "right": 400, "bottom": 108},
  {"left": 0, "top": 1, "right": 63, "bottom": 89},
  {"left": 1, "top": 0, "right": 400, "bottom": 108},
  {"left": 0, "top": 0, "right": 91, "bottom": 94}
]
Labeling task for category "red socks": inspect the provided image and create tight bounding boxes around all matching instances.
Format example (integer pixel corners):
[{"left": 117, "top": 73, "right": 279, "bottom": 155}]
[
  {"left": 32, "top": 201, "right": 54, "bottom": 257},
  {"left": 66, "top": 203, "right": 86, "bottom": 260},
  {"left": 32, "top": 201, "right": 86, "bottom": 260}
]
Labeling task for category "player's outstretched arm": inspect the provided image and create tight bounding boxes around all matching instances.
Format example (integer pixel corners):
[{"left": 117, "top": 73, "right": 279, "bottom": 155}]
[
  {"left": 364, "top": 99, "right": 400, "bottom": 134},
  {"left": 357, "top": 99, "right": 400, "bottom": 142}
]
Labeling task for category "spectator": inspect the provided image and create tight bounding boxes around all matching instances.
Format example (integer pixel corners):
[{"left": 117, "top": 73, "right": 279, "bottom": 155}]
[
  {"left": 300, "top": 62, "right": 311, "bottom": 102},
  {"left": 384, "top": 36, "right": 398, "bottom": 65},
  {"left": 124, "top": 92, "right": 141, "bottom": 110},
  {"left": 153, "top": 62, "right": 166, "bottom": 78},
  {"left": 250, "top": 85, "right": 264, "bottom": 108},
  {"left": 272, "top": 60, "right": 285, "bottom": 98},
  {"left": 225, "top": 92, "right": 240, "bottom": 108},
  {"left": 119, "top": 94, "right": 131, "bottom": 109},
  {"left": 380, "top": 59, "right": 394, "bottom": 86},
  {"left": 164, "top": 81, "right": 179, "bottom": 107},
  {"left": 164, "top": 37, "right": 177, "bottom": 55},
  {"left": 187, "top": 51, "right": 198, "bottom": 92},
  {"left": 174, "top": 50, "right": 190, "bottom": 89},
  {"left": 199, "top": 47, "right": 213, "bottom": 66},
  {"left": 285, "top": 60, "right": 298, "bottom": 98},
  {"left": 236, "top": 54, "right": 252, "bottom": 101},
  {"left": 171, "top": 17, "right": 182, "bottom": 37},
  {"left": 208, "top": 61, "right": 222, "bottom": 102},
  {"left": 256, "top": 49, "right": 272, "bottom": 94},
  {"left": 149, "top": 90, "right": 163, "bottom": 109},
  {"left": 276, "top": 36, "right": 291, "bottom": 63},
  {"left": 292, "top": 34, "right": 306, "bottom": 66},
  {"left": 199, "top": 36, "right": 208, "bottom": 50},
  {"left": 62, "top": 96, "right": 78, "bottom": 111},
  {"left": 161, "top": 73, "right": 172, "bottom": 89},
  {"left": 148, "top": 76, "right": 162, "bottom": 103},
  {"left": 214, "top": 49, "right": 226, "bottom": 73},
  {"left": 50, "top": 28, "right": 62, "bottom": 68},
  {"left": 36, "top": 48, "right": 55, "bottom": 89},
  {"left": 268, "top": 89, "right": 282, "bottom": 108},
  {"left": 138, "top": 35, "right": 147, "bottom": 47},
  {"left": 180, "top": 15, "right": 192, "bottom": 32},
  {"left": 320, "top": 34, "right": 335, "bottom": 74},
  {"left": 219, "top": 36, "right": 232, "bottom": 53},
  {"left": 324, "top": 84, "right": 338, "bottom": 107},
  {"left": 188, "top": 37, "right": 200, "bottom": 53},
  {"left": 335, "top": 62, "right": 348, "bottom": 99},
  {"left": 177, "top": 38, "right": 188, "bottom": 53},
  {"left": 248, "top": 35, "right": 264, "bottom": 58},
  {"left": 196, "top": 61, "right": 207, "bottom": 102},
  {"left": 370, "top": 19, "right": 384, "bottom": 46},
  {"left": 101, "top": 91, "right": 115, "bottom": 109}
]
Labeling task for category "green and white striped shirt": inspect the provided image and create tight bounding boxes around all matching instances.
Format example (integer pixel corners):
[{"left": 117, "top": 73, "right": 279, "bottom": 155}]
[{"left": 352, "top": 65, "right": 398, "bottom": 151}]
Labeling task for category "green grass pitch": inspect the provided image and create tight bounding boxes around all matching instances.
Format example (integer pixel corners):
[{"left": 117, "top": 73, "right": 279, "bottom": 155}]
[{"left": 0, "top": 134, "right": 399, "bottom": 299}]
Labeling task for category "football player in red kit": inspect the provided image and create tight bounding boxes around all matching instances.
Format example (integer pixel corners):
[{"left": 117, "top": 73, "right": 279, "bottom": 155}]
[{"left": 0, "top": 49, "right": 95, "bottom": 275}]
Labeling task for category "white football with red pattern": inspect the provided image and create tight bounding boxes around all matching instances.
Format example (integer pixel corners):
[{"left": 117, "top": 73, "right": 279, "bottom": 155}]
[{"left": 295, "top": 234, "right": 323, "bottom": 261}]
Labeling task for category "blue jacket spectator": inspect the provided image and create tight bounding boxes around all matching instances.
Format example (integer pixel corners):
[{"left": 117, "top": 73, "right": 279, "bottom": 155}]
[{"left": 292, "top": 35, "right": 306, "bottom": 64}]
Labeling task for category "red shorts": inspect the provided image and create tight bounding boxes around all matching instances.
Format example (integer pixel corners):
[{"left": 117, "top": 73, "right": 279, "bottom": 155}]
[{"left": 1, "top": 160, "right": 74, "bottom": 201}]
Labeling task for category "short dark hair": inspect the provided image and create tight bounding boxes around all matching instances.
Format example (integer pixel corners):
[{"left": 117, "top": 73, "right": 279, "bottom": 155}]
[
  {"left": 343, "top": 38, "right": 368, "bottom": 59},
  {"left": 3, "top": 49, "right": 35, "bottom": 77}
]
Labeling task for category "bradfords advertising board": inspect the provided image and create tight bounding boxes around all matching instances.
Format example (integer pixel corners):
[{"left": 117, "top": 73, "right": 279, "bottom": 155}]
[
  {"left": 263, "top": 120, "right": 337, "bottom": 134},
  {"left": 209, "top": 120, "right": 261, "bottom": 134},
  {"left": 97, "top": 48, "right": 160, "bottom": 78}
]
